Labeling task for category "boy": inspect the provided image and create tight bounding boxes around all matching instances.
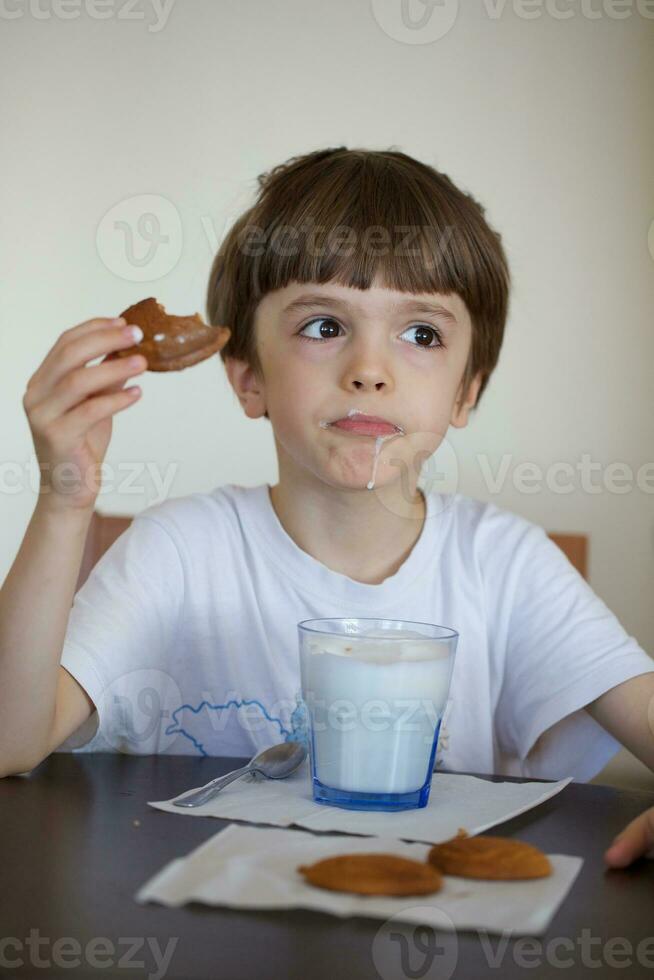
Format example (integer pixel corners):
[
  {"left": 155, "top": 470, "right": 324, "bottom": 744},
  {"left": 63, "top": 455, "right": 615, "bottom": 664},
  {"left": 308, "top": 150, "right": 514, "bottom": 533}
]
[{"left": 1, "top": 146, "right": 653, "bottom": 867}]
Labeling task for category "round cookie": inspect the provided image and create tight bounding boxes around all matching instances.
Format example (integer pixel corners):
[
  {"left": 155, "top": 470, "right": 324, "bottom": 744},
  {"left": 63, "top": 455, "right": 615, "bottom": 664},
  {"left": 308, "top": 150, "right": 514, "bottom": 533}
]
[
  {"left": 298, "top": 853, "right": 443, "bottom": 896},
  {"left": 106, "top": 297, "right": 231, "bottom": 372},
  {"left": 428, "top": 830, "right": 552, "bottom": 880}
]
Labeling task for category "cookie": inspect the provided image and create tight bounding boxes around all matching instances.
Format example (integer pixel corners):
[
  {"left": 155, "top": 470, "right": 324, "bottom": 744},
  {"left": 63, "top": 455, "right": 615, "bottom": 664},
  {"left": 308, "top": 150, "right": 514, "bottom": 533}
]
[
  {"left": 106, "top": 297, "right": 231, "bottom": 372},
  {"left": 427, "top": 829, "right": 552, "bottom": 880},
  {"left": 298, "top": 853, "right": 443, "bottom": 896}
]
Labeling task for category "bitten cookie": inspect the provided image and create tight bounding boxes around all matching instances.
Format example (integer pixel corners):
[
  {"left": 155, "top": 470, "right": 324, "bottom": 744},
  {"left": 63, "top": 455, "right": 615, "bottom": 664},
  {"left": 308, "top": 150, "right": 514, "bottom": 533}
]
[
  {"left": 106, "top": 297, "right": 231, "bottom": 372},
  {"left": 427, "top": 829, "right": 552, "bottom": 880},
  {"left": 298, "top": 853, "right": 443, "bottom": 896}
]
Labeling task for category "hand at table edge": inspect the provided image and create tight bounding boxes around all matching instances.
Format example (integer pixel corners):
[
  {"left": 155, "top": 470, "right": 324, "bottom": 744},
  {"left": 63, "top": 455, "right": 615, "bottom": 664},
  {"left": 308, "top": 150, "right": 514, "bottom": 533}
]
[{"left": 604, "top": 805, "right": 654, "bottom": 869}]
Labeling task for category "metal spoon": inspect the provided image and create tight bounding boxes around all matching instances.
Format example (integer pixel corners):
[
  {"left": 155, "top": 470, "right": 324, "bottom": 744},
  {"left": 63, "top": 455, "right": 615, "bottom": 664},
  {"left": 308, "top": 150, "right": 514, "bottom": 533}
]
[{"left": 172, "top": 740, "right": 308, "bottom": 808}]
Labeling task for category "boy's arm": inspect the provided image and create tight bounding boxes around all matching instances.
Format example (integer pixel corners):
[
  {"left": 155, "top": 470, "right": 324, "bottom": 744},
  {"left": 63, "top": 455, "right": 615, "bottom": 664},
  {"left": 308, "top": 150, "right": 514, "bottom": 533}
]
[
  {"left": 0, "top": 499, "right": 94, "bottom": 777},
  {"left": 584, "top": 672, "right": 654, "bottom": 772},
  {"left": 585, "top": 673, "right": 654, "bottom": 868}
]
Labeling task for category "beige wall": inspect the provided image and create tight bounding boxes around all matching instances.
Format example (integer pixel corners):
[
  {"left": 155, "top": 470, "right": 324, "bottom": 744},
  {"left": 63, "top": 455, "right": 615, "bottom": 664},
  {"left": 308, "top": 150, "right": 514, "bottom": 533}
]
[{"left": 2, "top": 0, "right": 653, "bottom": 681}]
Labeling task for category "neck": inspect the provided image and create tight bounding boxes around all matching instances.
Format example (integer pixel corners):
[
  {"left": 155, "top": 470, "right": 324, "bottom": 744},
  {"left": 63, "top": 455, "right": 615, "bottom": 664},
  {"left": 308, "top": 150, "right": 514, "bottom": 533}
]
[{"left": 268, "top": 467, "right": 426, "bottom": 586}]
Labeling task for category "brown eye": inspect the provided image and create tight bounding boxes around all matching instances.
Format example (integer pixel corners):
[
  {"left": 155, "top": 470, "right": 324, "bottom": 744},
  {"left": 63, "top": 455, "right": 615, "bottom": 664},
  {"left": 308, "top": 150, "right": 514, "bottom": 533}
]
[
  {"left": 298, "top": 317, "right": 342, "bottom": 341},
  {"left": 402, "top": 324, "right": 444, "bottom": 350}
]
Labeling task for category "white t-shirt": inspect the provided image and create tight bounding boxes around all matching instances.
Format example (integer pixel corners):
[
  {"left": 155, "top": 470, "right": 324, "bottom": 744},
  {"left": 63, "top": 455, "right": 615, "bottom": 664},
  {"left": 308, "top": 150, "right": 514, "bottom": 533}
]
[{"left": 58, "top": 483, "right": 654, "bottom": 781}]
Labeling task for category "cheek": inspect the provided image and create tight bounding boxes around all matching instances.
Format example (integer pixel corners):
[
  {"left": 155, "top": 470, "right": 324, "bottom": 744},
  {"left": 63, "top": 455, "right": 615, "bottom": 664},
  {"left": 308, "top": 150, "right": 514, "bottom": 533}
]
[
  {"left": 393, "top": 345, "right": 466, "bottom": 403},
  {"left": 406, "top": 360, "right": 460, "bottom": 414},
  {"left": 264, "top": 359, "right": 317, "bottom": 422},
  {"left": 267, "top": 344, "right": 323, "bottom": 392}
]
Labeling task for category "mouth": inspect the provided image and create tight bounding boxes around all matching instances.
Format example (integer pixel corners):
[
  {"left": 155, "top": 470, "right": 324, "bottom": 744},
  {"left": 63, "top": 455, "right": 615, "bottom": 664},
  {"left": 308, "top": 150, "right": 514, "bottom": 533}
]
[{"left": 327, "top": 412, "right": 404, "bottom": 438}]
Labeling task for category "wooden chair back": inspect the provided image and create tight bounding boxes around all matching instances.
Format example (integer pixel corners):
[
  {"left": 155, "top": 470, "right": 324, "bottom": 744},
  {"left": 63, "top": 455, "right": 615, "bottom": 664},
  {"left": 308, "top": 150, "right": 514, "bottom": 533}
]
[
  {"left": 75, "top": 512, "right": 589, "bottom": 591},
  {"left": 547, "top": 532, "right": 588, "bottom": 580}
]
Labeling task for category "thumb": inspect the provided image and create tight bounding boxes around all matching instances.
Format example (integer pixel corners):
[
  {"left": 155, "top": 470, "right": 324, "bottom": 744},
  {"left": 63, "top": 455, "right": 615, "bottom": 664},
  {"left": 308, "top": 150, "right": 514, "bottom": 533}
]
[{"left": 604, "top": 807, "right": 654, "bottom": 868}]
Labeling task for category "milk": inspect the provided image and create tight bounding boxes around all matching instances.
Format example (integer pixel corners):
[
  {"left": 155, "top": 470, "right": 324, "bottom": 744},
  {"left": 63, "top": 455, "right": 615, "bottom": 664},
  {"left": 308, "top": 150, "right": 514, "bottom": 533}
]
[
  {"left": 366, "top": 433, "right": 398, "bottom": 489},
  {"left": 299, "top": 627, "right": 455, "bottom": 795},
  {"left": 317, "top": 409, "right": 404, "bottom": 490}
]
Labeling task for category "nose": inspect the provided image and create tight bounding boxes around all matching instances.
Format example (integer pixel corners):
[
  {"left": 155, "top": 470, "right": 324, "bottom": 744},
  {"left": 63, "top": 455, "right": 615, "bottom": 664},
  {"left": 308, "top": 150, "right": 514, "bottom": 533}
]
[
  {"left": 340, "top": 337, "right": 394, "bottom": 393},
  {"left": 350, "top": 377, "right": 386, "bottom": 391}
]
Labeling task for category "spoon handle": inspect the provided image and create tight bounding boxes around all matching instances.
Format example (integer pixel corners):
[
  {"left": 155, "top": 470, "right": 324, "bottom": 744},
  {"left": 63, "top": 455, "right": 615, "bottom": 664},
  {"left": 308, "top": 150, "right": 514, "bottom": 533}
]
[{"left": 172, "top": 764, "right": 252, "bottom": 807}]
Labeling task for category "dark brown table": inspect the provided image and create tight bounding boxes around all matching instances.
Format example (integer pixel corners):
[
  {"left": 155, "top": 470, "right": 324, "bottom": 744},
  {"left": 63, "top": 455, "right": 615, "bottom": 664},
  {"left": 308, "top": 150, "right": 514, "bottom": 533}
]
[{"left": 1, "top": 754, "right": 653, "bottom": 979}]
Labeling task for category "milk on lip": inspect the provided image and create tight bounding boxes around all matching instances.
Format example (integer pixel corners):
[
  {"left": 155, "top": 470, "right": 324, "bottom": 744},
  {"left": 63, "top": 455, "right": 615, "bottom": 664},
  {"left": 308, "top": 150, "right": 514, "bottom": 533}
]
[
  {"left": 300, "top": 627, "right": 454, "bottom": 794},
  {"left": 319, "top": 408, "right": 405, "bottom": 490}
]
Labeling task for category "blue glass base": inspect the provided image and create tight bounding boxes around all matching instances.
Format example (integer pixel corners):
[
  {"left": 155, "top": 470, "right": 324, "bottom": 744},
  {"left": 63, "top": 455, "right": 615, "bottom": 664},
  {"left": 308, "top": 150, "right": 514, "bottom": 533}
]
[
  {"left": 312, "top": 777, "right": 433, "bottom": 811},
  {"left": 308, "top": 718, "right": 442, "bottom": 811}
]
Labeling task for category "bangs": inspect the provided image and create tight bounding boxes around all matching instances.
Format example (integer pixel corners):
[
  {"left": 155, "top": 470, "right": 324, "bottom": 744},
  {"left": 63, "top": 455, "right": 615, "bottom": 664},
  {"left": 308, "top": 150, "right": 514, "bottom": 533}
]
[{"left": 239, "top": 150, "right": 495, "bottom": 323}]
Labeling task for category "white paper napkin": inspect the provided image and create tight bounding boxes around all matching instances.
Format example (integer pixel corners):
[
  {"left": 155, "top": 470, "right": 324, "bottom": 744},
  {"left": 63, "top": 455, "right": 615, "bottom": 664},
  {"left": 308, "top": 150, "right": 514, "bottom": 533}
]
[
  {"left": 148, "top": 762, "right": 573, "bottom": 845},
  {"left": 134, "top": 823, "right": 583, "bottom": 936}
]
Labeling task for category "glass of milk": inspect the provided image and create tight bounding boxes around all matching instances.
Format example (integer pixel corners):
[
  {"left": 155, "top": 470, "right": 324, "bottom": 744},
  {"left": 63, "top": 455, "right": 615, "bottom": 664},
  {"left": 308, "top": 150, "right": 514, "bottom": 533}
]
[{"left": 298, "top": 617, "right": 458, "bottom": 811}]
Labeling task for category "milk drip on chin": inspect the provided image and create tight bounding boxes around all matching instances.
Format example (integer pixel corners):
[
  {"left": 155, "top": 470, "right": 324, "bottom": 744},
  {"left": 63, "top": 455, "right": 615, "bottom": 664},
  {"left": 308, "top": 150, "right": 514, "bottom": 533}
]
[
  {"left": 366, "top": 433, "right": 401, "bottom": 490},
  {"left": 319, "top": 411, "right": 406, "bottom": 491}
]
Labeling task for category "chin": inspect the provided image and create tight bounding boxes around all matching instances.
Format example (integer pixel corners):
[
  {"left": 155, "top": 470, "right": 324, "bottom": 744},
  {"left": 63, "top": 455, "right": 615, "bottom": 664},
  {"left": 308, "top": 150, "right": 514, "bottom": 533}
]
[{"left": 319, "top": 461, "right": 397, "bottom": 493}]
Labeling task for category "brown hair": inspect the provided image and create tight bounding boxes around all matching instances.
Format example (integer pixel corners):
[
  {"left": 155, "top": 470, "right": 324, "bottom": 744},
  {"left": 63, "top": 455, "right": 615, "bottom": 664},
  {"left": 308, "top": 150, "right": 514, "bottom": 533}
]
[{"left": 206, "top": 146, "right": 510, "bottom": 414}]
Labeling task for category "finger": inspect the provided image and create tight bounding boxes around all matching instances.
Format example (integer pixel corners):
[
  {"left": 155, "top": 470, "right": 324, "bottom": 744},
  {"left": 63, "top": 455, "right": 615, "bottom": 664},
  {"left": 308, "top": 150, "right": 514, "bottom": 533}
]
[
  {"left": 101, "top": 377, "right": 132, "bottom": 395},
  {"left": 50, "top": 385, "right": 143, "bottom": 442},
  {"left": 27, "top": 317, "right": 125, "bottom": 384},
  {"left": 34, "top": 356, "right": 147, "bottom": 425},
  {"left": 83, "top": 358, "right": 137, "bottom": 396},
  {"left": 59, "top": 315, "right": 127, "bottom": 347},
  {"left": 604, "top": 808, "right": 654, "bottom": 868},
  {"left": 26, "top": 324, "right": 143, "bottom": 407}
]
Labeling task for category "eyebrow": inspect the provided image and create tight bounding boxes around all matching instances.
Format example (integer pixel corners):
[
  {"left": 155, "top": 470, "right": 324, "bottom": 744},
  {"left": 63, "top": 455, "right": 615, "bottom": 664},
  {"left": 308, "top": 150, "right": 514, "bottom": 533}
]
[{"left": 282, "top": 293, "right": 458, "bottom": 325}]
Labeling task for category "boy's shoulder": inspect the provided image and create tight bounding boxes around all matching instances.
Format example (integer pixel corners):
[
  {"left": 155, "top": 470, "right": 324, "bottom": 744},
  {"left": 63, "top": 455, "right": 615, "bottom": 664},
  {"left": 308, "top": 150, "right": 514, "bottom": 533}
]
[
  {"left": 134, "top": 482, "right": 257, "bottom": 540},
  {"left": 439, "top": 489, "right": 545, "bottom": 544},
  {"left": 436, "top": 490, "right": 557, "bottom": 579}
]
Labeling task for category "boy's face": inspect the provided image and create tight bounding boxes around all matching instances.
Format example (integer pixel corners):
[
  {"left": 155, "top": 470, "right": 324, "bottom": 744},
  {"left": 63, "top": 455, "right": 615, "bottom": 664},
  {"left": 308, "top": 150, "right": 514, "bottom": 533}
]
[{"left": 225, "top": 274, "right": 481, "bottom": 497}]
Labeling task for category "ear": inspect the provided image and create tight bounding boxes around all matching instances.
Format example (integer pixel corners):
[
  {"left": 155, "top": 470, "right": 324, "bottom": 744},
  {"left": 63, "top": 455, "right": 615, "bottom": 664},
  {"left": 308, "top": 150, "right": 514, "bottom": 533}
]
[
  {"left": 224, "top": 355, "right": 268, "bottom": 420},
  {"left": 450, "top": 371, "right": 483, "bottom": 429}
]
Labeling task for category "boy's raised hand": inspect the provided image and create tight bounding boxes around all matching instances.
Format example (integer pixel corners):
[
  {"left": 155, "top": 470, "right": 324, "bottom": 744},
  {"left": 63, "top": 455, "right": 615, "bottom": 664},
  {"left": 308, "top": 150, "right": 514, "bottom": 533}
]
[{"left": 22, "top": 316, "right": 147, "bottom": 513}]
